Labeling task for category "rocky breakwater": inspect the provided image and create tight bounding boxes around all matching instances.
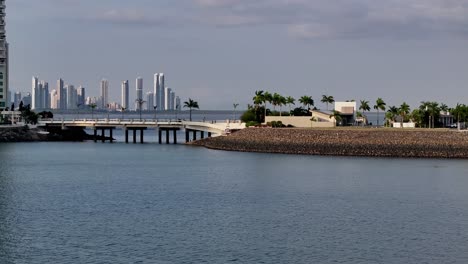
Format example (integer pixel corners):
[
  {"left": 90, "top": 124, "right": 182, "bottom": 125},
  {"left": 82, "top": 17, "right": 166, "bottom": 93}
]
[
  {"left": 190, "top": 128, "right": 468, "bottom": 159},
  {"left": 0, "top": 126, "right": 90, "bottom": 142}
]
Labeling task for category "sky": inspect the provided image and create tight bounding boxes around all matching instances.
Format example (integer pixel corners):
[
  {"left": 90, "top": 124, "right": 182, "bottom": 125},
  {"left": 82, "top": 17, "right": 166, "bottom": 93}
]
[{"left": 7, "top": 0, "right": 468, "bottom": 110}]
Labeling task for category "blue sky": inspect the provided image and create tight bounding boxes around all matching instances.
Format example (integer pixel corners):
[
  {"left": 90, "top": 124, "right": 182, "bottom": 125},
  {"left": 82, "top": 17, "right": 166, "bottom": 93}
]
[{"left": 7, "top": 0, "right": 468, "bottom": 110}]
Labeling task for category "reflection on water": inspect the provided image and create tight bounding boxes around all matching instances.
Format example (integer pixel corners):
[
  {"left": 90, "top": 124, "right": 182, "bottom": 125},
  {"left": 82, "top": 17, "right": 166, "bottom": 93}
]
[{"left": 0, "top": 142, "right": 468, "bottom": 263}]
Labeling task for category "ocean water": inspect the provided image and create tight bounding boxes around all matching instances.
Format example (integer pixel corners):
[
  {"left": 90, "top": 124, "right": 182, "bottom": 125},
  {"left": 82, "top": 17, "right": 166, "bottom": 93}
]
[{"left": 1, "top": 142, "right": 468, "bottom": 263}]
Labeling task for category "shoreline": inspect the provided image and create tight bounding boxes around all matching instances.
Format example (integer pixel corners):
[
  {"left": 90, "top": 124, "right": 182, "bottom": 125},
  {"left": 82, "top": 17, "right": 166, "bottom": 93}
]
[
  {"left": 190, "top": 128, "right": 468, "bottom": 159},
  {"left": 0, "top": 126, "right": 110, "bottom": 142}
]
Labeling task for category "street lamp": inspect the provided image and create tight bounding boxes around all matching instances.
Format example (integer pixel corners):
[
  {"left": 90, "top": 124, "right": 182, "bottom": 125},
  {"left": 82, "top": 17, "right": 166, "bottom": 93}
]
[{"left": 153, "top": 105, "right": 157, "bottom": 121}]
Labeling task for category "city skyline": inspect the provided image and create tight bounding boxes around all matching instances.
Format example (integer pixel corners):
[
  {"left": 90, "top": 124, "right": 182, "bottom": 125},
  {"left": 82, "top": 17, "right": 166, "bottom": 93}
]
[{"left": 6, "top": 0, "right": 468, "bottom": 109}]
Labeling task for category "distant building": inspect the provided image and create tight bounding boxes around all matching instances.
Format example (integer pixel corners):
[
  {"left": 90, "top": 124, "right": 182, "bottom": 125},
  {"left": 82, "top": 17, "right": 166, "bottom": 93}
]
[
  {"left": 22, "top": 93, "right": 32, "bottom": 108},
  {"left": 66, "top": 85, "right": 77, "bottom": 109},
  {"left": 121, "top": 80, "right": 129, "bottom": 110},
  {"left": 100, "top": 79, "right": 109, "bottom": 109},
  {"left": 50, "top": 89, "right": 58, "bottom": 109},
  {"left": 170, "top": 91, "right": 176, "bottom": 110},
  {"left": 32, "top": 76, "right": 39, "bottom": 109},
  {"left": 57, "top": 78, "right": 65, "bottom": 110},
  {"left": 0, "top": 0, "right": 9, "bottom": 110},
  {"left": 158, "top": 74, "right": 165, "bottom": 110},
  {"left": 146, "top": 91, "right": 154, "bottom": 110},
  {"left": 41, "top": 81, "right": 49, "bottom": 109},
  {"left": 136, "top": 77, "right": 143, "bottom": 111},
  {"left": 14, "top": 91, "right": 21, "bottom": 109},
  {"left": 175, "top": 96, "right": 181, "bottom": 111},
  {"left": 164, "top": 87, "right": 172, "bottom": 111},
  {"left": 77, "top": 86, "right": 85, "bottom": 107}
]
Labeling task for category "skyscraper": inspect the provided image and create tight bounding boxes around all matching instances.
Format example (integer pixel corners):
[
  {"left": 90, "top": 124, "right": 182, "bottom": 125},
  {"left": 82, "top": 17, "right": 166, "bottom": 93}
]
[
  {"left": 0, "top": 0, "right": 9, "bottom": 110},
  {"left": 57, "top": 78, "right": 65, "bottom": 110},
  {"left": 175, "top": 96, "right": 181, "bottom": 111},
  {"left": 67, "top": 85, "right": 77, "bottom": 109},
  {"left": 121, "top": 80, "right": 129, "bottom": 110},
  {"left": 158, "top": 74, "right": 165, "bottom": 111},
  {"left": 32, "top": 76, "right": 39, "bottom": 109},
  {"left": 50, "top": 89, "right": 58, "bottom": 109},
  {"left": 170, "top": 91, "right": 176, "bottom": 110},
  {"left": 100, "top": 79, "right": 109, "bottom": 109},
  {"left": 77, "top": 86, "right": 85, "bottom": 107},
  {"left": 136, "top": 77, "right": 143, "bottom": 111},
  {"left": 41, "top": 81, "right": 49, "bottom": 109},
  {"left": 14, "top": 91, "right": 21, "bottom": 109},
  {"left": 164, "top": 87, "right": 171, "bottom": 111},
  {"left": 146, "top": 91, "right": 154, "bottom": 111}
]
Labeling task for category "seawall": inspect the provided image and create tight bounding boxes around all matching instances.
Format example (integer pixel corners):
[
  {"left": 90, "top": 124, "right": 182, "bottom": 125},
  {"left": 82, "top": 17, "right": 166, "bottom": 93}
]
[{"left": 190, "top": 128, "right": 468, "bottom": 159}]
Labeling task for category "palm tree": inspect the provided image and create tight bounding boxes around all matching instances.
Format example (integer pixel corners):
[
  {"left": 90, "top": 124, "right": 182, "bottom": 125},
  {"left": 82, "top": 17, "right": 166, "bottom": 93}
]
[
  {"left": 386, "top": 106, "right": 399, "bottom": 127},
  {"left": 233, "top": 103, "right": 239, "bottom": 120},
  {"left": 278, "top": 95, "right": 287, "bottom": 116},
  {"left": 272, "top": 93, "right": 281, "bottom": 112},
  {"left": 359, "top": 100, "right": 370, "bottom": 126},
  {"left": 184, "top": 98, "right": 199, "bottom": 121},
  {"left": 299, "top": 96, "right": 314, "bottom": 114},
  {"left": 135, "top": 99, "right": 146, "bottom": 121},
  {"left": 329, "top": 110, "right": 342, "bottom": 127},
  {"left": 321, "top": 95, "right": 335, "bottom": 111},
  {"left": 286, "top": 96, "right": 295, "bottom": 116},
  {"left": 399, "top": 102, "right": 411, "bottom": 128},
  {"left": 253, "top": 90, "right": 265, "bottom": 122},
  {"left": 373, "top": 98, "right": 386, "bottom": 126},
  {"left": 89, "top": 103, "right": 97, "bottom": 119},
  {"left": 263, "top": 91, "right": 273, "bottom": 117}
]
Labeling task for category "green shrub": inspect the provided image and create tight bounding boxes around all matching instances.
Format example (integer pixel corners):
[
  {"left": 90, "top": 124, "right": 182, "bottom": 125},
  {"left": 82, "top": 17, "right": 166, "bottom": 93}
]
[
  {"left": 270, "top": 121, "right": 285, "bottom": 128},
  {"left": 246, "top": 121, "right": 260, "bottom": 127},
  {"left": 241, "top": 110, "right": 257, "bottom": 123}
]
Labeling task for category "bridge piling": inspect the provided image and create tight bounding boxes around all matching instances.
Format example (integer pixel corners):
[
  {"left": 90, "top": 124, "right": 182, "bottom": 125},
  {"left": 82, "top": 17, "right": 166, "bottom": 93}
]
[
  {"left": 140, "top": 129, "right": 144, "bottom": 143},
  {"left": 109, "top": 129, "right": 113, "bottom": 143},
  {"left": 166, "top": 130, "right": 169, "bottom": 144},
  {"left": 201, "top": 131, "right": 205, "bottom": 139},
  {"left": 101, "top": 129, "right": 105, "bottom": 143},
  {"left": 192, "top": 130, "right": 197, "bottom": 141},
  {"left": 208, "top": 132, "right": 212, "bottom": 138},
  {"left": 173, "top": 130, "right": 177, "bottom": 144},
  {"left": 125, "top": 129, "right": 129, "bottom": 143},
  {"left": 133, "top": 130, "right": 137, "bottom": 143},
  {"left": 158, "top": 129, "right": 162, "bottom": 144},
  {"left": 186, "top": 129, "right": 190, "bottom": 143},
  {"left": 93, "top": 128, "right": 97, "bottom": 142}
]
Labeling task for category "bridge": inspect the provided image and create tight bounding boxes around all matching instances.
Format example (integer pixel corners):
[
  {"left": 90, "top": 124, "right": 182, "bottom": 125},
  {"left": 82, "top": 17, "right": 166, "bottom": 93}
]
[{"left": 38, "top": 119, "right": 246, "bottom": 144}]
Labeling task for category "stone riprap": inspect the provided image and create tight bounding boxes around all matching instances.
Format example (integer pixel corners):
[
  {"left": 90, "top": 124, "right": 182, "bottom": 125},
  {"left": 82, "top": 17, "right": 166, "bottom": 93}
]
[{"left": 190, "top": 128, "right": 468, "bottom": 159}]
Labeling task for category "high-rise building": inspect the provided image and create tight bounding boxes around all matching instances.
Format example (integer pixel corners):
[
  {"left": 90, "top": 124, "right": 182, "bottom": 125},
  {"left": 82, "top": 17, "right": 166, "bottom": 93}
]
[
  {"left": 0, "top": 0, "right": 9, "bottom": 110},
  {"left": 22, "top": 93, "right": 31, "bottom": 108},
  {"left": 136, "top": 77, "right": 143, "bottom": 111},
  {"left": 66, "top": 85, "right": 77, "bottom": 109},
  {"left": 41, "top": 81, "right": 49, "bottom": 109},
  {"left": 146, "top": 92, "right": 154, "bottom": 110},
  {"left": 50, "top": 89, "right": 58, "bottom": 109},
  {"left": 77, "top": 86, "right": 85, "bottom": 107},
  {"left": 100, "top": 79, "right": 109, "bottom": 109},
  {"left": 175, "top": 96, "right": 181, "bottom": 111},
  {"left": 170, "top": 91, "right": 176, "bottom": 110},
  {"left": 164, "top": 87, "right": 171, "bottom": 111},
  {"left": 121, "top": 80, "right": 129, "bottom": 110},
  {"left": 14, "top": 91, "right": 21, "bottom": 109},
  {"left": 57, "top": 78, "right": 65, "bottom": 110},
  {"left": 32, "top": 76, "right": 39, "bottom": 109},
  {"left": 158, "top": 74, "right": 165, "bottom": 111}
]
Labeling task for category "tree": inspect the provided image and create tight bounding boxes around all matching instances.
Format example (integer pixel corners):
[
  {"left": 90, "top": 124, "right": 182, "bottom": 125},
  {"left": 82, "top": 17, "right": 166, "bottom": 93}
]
[
  {"left": 233, "top": 103, "right": 239, "bottom": 120},
  {"left": 299, "top": 96, "right": 314, "bottom": 114},
  {"left": 286, "top": 96, "right": 295, "bottom": 116},
  {"left": 359, "top": 100, "right": 370, "bottom": 126},
  {"left": 329, "top": 110, "right": 342, "bottom": 127},
  {"left": 252, "top": 90, "right": 264, "bottom": 122},
  {"left": 419, "top": 101, "right": 440, "bottom": 128},
  {"left": 385, "top": 106, "right": 399, "bottom": 127},
  {"left": 321, "top": 95, "right": 335, "bottom": 111},
  {"left": 89, "top": 103, "right": 97, "bottom": 119},
  {"left": 19, "top": 101, "right": 24, "bottom": 111},
  {"left": 399, "top": 102, "right": 411, "bottom": 128},
  {"left": 184, "top": 98, "right": 199, "bottom": 121},
  {"left": 263, "top": 91, "right": 273, "bottom": 118},
  {"left": 373, "top": 98, "right": 386, "bottom": 126},
  {"left": 135, "top": 99, "right": 146, "bottom": 121}
]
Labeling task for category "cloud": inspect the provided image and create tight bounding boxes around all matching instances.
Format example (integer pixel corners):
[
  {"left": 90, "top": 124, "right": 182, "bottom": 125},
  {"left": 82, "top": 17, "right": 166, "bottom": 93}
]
[{"left": 192, "top": 0, "right": 468, "bottom": 39}]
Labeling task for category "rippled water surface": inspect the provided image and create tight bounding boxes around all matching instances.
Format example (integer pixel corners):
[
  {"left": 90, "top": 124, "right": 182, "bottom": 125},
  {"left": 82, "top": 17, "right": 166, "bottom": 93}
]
[{"left": 1, "top": 142, "right": 468, "bottom": 263}]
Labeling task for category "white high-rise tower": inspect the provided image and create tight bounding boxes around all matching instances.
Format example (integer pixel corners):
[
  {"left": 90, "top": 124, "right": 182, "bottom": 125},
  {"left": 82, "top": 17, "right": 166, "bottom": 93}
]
[
  {"left": 100, "top": 79, "right": 109, "bottom": 109},
  {"left": 158, "top": 74, "right": 165, "bottom": 111},
  {"left": 0, "top": 0, "right": 9, "bottom": 110},
  {"left": 32, "top": 76, "right": 39, "bottom": 109},
  {"left": 121, "top": 80, "right": 129, "bottom": 110}
]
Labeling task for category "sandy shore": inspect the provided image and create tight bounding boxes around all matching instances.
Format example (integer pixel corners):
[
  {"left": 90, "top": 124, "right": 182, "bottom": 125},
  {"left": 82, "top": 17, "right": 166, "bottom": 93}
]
[{"left": 190, "top": 128, "right": 468, "bottom": 159}]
